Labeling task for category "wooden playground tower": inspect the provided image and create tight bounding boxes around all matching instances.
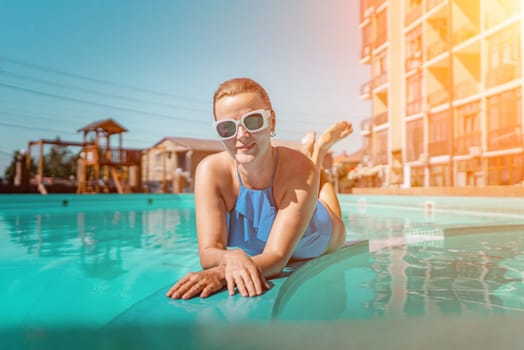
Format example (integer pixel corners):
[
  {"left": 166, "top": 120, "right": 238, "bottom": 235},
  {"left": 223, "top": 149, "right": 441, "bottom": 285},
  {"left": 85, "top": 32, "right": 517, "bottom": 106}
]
[
  {"left": 26, "top": 119, "right": 142, "bottom": 194},
  {"left": 76, "top": 119, "right": 142, "bottom": 194}
]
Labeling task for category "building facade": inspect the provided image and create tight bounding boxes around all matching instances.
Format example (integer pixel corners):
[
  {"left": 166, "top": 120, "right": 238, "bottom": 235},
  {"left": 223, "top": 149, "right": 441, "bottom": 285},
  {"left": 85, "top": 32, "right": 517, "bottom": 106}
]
[
  {"left": 142, "top": 137, "right": 224, "bottom": 193},
  {"left": 359, "top": 0, "right": 523, "bottom": 188}
]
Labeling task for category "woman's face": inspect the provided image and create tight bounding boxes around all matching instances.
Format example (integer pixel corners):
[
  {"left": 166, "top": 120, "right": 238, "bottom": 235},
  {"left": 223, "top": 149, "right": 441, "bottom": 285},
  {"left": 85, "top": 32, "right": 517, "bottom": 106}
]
[{"left": 214, "top": 92, "right": 274, "bottom": 165}]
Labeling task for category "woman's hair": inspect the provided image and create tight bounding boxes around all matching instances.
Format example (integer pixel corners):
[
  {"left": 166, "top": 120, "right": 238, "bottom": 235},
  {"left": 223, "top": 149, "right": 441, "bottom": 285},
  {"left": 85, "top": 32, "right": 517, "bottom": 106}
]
[{"left": 213, "top": 78, "right": 273, "bottom": 118}]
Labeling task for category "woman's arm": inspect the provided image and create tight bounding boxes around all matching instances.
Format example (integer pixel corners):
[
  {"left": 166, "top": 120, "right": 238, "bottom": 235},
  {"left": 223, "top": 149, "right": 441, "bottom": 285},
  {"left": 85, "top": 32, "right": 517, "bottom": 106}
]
[
  {"left": 194, "top": 154, "right": 230, "bottom": 268},
  {"left": 166, "top": 154, "right": 231, "bottom": 300},
  {"left": 252, "top": 150, "right": 319, "bottom": 276}
]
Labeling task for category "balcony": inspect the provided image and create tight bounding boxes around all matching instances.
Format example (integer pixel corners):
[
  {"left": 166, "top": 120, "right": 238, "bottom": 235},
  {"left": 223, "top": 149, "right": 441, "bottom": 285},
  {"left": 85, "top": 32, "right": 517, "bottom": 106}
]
[
  {"left": 375, "top": 0, "right": 386, "bottom": 9},
  {"left": 454, "top": 80, "right": 479, "bottom": 100},
  {"left": 406, "top": 99, "right": 423, "bottom": 116},
  {"left": 405, "top": 54, "right": 422, "bottom": 72},
  {"left": 373, "top": 150, "right": 388, "bottom": 165},
  {"left": 360, "top": 80, "right": 372, "bottom": 98},
  {"left": 426, "top": 39, "right": 448, "bottom": 60},
  {"left": 455, "top": 132, "right": 481, "bottom": 155},
  {"left": 426, "top": 0, "right": 446, "bottom": 11},
  {"left": 373, "top": 111, "right": 388, "bottom": 126},
  {"left": 373, "top": 71, "right": 388, "bottom": 88},
  {"left": 428, "top": 140, "right": 450, "bottom": 156},
  {"left": 360, "top": 0, "right": 374, "bottom": 23},
  {"left": 84, "top": 146, "right": 143, "bottom": 166},
  {"left": 487, "top": 63, "right": 521, "bottom": 88},
  {"left": 453, "top": 24, "right": 478, "bottom": 45},
  {"left": 485, "top": 0, "right": 520, "bottom": 29},
  {"left": 488, "top": 125, "right": 522, "bottom": 151},
  {"left": 405, "top": 5, "right": 422, "bottom": 26},
  {"left": 360, "top": 118, "right": 373, "bottom": 135},
  {"left": 361, "top": 44, "right": 371, "bottom": 60},
  {"left": 375, "top": 31, "right": 387, "bottom": 48},
  {"left": 428, "top": 89, "right": 449, "bottom": 107}
]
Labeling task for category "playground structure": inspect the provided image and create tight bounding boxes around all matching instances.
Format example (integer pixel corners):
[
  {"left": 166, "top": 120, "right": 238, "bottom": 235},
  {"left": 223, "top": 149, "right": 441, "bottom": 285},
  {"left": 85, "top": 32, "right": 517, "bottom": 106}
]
[
  {"left": 23, "top": 119, "right": 142, "bottom": 194},
  {"left": 26, "top": 138, "right": 87, "bottom": 194},
  {"left": 76, "top": 119, "right": 142, "bottom": 194}
]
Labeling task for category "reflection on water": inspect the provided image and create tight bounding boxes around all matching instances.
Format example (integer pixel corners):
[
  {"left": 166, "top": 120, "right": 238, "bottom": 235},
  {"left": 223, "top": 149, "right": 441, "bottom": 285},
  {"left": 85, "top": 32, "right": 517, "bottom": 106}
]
[
  {"left": 276, "top": 213, "right": 524, "bottom": 320},
  {"left": 1, "top": 207, "right": 197, "bottom": 280}
]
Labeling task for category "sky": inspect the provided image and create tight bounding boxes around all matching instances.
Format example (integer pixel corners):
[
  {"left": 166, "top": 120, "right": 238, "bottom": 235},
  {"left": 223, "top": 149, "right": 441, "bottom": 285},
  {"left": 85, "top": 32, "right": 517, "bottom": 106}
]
[{"left": 0, "top": 0, "right": 370, "bottom": 176}]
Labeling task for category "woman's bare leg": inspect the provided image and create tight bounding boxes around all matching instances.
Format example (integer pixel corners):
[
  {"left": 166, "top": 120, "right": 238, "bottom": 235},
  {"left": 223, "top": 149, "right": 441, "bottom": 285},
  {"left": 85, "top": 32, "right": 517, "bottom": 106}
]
[
  {"left": 301, "top": 121, "right": 353, "bottom": 253},
  {"left": 311, "top": 121, "right": 353, "bottom": 168},
  {"left": 300, "top": 131, "right": 316, "bottom": 158}
]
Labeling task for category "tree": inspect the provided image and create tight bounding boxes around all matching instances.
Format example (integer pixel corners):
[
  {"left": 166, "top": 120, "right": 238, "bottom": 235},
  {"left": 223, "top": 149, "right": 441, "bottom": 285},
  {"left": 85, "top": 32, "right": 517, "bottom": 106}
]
[
  {"left": 3, "top": 150, "right": 37, "bottom": 184},
  {"left": 43, "top": 137, "right": 78, "bottom": 179}
]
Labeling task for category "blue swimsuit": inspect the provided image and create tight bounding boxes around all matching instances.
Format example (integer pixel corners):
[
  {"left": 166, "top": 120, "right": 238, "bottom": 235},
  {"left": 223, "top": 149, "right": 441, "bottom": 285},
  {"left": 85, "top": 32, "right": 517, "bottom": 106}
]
[{"left": 227, "top": 150, "right": 333, "bottom": 259}]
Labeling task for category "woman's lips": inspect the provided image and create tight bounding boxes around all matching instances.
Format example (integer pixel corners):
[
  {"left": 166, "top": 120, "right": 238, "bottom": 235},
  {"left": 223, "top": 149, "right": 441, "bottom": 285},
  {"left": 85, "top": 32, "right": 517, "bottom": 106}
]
[{"left": 237, "top": 143, "right": 254, "bottom": 152}]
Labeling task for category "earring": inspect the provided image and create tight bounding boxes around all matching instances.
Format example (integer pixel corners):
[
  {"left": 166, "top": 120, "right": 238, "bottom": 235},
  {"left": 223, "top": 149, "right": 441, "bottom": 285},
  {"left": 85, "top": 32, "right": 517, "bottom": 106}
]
[{"left": 270, "top": 130, "right": 276, "bottom": 137}]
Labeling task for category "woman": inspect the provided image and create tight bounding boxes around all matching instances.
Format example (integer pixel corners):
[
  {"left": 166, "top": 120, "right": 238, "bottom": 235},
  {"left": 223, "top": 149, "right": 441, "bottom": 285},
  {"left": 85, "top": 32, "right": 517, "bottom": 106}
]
[{"left": 167, "top": 78, "right": 352, "bottom": 299}]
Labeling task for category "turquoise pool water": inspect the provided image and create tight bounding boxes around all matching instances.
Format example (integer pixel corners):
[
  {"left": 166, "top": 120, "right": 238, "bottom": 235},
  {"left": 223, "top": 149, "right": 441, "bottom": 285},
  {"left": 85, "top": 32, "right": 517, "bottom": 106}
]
[{"left": 1, "top": 194, "right": 524, "bottom": 349}]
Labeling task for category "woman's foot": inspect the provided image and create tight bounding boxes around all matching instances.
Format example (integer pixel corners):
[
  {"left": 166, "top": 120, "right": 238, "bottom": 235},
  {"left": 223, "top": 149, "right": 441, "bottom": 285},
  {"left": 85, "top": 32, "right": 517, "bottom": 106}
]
[
  {"left": 300, "top": 131, "right": 316, "bottom": 158},
  {"left": 312, "top": 121, "right": 353, "bottom": 166}
]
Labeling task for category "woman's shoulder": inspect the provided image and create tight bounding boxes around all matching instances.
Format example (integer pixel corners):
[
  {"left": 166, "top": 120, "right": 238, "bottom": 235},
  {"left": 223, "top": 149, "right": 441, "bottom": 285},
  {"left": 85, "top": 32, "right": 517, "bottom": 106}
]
[
  {"left": 196, "top": 151, "right": 234, "bottom": 178},
  {"left": 276, "top": 146, "right": 312, "bottom": 166},
  {"left": 275, "top": 146, "right": 315, "bottom": 177}
]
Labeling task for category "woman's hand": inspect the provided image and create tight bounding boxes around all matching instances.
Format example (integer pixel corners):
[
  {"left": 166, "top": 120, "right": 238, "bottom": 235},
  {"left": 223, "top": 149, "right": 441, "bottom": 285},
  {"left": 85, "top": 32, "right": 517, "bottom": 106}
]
[
  {"left": 166, "top": 267, "right": 226, "bottom": 300},
  {"left": 223, "top": 249, "right": 271, "bottom": 297}
]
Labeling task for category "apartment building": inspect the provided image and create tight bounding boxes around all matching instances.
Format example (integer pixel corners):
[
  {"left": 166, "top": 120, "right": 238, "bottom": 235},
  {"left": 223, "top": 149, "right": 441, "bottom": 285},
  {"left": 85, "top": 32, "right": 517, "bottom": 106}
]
[{"left": 358, "top": 0, "right": 523, "bottom": 188}]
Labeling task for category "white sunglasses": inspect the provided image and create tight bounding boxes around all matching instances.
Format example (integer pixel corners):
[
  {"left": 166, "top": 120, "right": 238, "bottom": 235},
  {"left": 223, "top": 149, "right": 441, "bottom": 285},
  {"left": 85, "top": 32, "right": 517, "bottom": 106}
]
[{"left": 213, "top": 109, "right": 271, "bottom": 140}]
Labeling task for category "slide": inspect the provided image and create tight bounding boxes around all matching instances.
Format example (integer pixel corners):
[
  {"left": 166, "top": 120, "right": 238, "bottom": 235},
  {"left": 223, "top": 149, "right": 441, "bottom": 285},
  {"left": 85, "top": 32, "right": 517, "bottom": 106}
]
[{"left": 111, "top": 167, "right": 124, "bottom": 194}]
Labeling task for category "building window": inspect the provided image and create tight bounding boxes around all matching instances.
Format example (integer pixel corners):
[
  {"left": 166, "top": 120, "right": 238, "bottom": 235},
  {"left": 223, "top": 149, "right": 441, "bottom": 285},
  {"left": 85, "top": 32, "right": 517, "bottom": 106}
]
[
  {"left": 487, "top": 87, "right": 522, "bottom": 151},
  {"left": 411, "top": 165, "right": 424, "bottom": 187},
  {"left": 406, "top": 119, "right": 424, "bottom": 162},
  {"left": 487, "top": 154, "right": 524, "bottom": 185},
  {"left": 406, "top": 72, "right": 423, "bottom": 115},
  {"left": 405, "top": 25, "right": 422, "bottom": 71},
  {"left": 455, "top": 101, "right": 481, "bottom": 155},
  {"left": 154, "top": 152, "right": 162, "bottom": 169},
  {"left": 456, "top": 158, "right": 482, "bottom": 187},
  {"left": 176, "top": 152, "right": 187, "bottom": 171},
  {"left": 430, "top": 163, "right": 449, "bottom": 187},
  {"left": 487, "top": 24, "right": 521, "bottom": 86},
  {"left": 361, "top": 24, "right": 372, "bottom": 58},
  {"left": 428, "top": 110, "right": 451, "bottom": 156},
  {"left": 374, "top": 129, "right": 388, "bottom": 165},
  {"left": 375, "top": 9, "right": 387, "bottom": 47},
  {"left": 374, "top": 50, "right": 388, "bottom": 87}
]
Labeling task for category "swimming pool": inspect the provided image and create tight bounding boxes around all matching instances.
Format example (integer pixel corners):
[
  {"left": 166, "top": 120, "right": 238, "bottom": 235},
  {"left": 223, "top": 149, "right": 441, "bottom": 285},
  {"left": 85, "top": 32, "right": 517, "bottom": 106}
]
[{"left": 1, "top": 194, "right": 524, "bottom": 349}]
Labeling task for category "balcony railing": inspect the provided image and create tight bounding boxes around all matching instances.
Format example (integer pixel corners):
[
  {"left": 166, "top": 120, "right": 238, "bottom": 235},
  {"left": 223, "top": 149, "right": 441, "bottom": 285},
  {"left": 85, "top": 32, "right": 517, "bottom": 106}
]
[
  {"left": 361, "top": 44, "right": 371, "bottom": 59},
  {"left": 373, "top": 71, "right": 388, "bottom": 88},
  {"left": 453, "top": 24, "right": 478, "bottom": 45},
  {"left": 426, "top": 0, "right": 446, "bottom": 11},
  {"left": 406, "top": 99, "right": 423, "bottom": 116},
  {"left": 428, "top": 140, "right": 450, "bottom": 156},
  {"left": 488, "top": 125, "right": 522, "bottom": 151},
  {"left": 373, "top": 111, "right": 388, "bottom": 126},
  {"left": 405, "top": 5, "right": 422, "bottom": 26},
  {"left": 406, "top": 147, "right": 423, "bottom": 162},
  {"left": 485, "top": 1, "right": 520, "bottom": 29},
  {"left": 360, "top": 118, "right": 373, "bottom": 133},
  {"left": 405, "top": 55, "right": 422, "bottom": 72},
  {"left": 426, "top": 39, "right": 448, "bottom": 60},
  {"left": 360, "top": 0, "right": 374, "bottom": 23},
  {"left": 455, "top": 132, "right": 482, "bottom": 155},
  {"left": 454, "top": 79, "right": 479, "bottom": 100},
  {"left": 375, "top": 0, "right": 386, "bottom": 9},
  {"left": 360, "top": 80, "right": 372, "bottom": 97},
  {"left": 100, "top": 148, "right": 142, "bottom": 166},
  {"left": 375, "top": 31, "right": 387, "bottom": 48},
  {"left": 487, "top": 63, "right": 521, "bottom": 87},
  {"left": 373, "top": 150, "right": 388, "bottom": 165},
  {"left": 428, "top": 89, "right": 449, "bottom": 107}
]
